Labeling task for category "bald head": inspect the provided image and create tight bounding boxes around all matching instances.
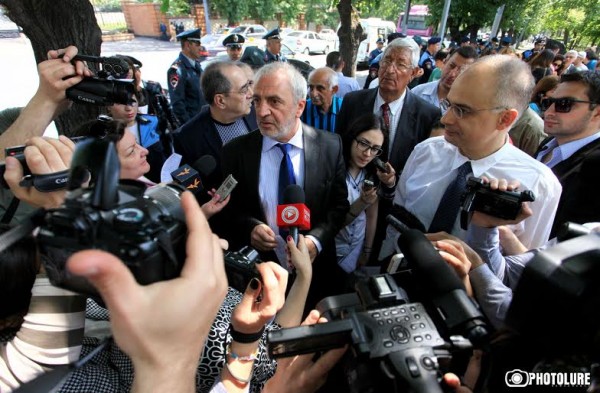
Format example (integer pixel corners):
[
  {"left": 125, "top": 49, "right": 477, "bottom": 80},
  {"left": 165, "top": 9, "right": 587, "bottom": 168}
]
[{"left": 457, "top": 55, "right": 534, "bottom": 118}]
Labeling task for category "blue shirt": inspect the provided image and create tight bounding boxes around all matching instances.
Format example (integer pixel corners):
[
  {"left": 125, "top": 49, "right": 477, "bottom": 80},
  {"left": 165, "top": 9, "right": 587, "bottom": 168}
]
[
  {"left": 301, "top": 96, "right": 342, "bottom": 133},
  {"left": 536, "top": 131, "right": 600, "bottom": 168}
]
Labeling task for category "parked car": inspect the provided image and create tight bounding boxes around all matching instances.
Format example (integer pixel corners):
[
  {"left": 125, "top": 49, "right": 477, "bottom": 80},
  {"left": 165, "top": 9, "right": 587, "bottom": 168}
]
[
  {"left": 229, "top": 24, "right": 268, "bottom": 45},
  {"left": 318, "top": 28, "right": 339, "bottom": 51},
  {"left": 215, "top": 26, "right": 235, "bottom": 35},
  {"left": 283, "top": 30, "right": 330, "bottom": 55},
  {"left": 201, "top": 34, "right": 226, "bottom": 57}
]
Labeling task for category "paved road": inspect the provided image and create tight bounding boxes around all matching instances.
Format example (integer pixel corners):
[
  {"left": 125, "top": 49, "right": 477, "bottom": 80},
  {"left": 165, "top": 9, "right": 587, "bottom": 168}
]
[{"left": 0, "top": 34, "right": 366, "bottom": 111}]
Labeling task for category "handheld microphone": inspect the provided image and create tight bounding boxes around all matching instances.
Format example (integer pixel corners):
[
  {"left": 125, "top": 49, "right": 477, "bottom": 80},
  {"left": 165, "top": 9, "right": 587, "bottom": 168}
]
[
  {"left": 398, "top": 229, "right": 489, "bottom": 348},
  {"left": 170, "top": 155, "right": 216, "bottom": 194},
  {"left": 276, "top": 184, "right": 310, "bottom": 244}
]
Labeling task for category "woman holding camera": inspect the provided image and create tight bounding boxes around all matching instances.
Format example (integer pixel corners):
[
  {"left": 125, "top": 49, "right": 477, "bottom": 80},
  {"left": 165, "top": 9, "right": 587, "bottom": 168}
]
[{"left": 336, "top": 114, "right": 396, "bottom": 276}]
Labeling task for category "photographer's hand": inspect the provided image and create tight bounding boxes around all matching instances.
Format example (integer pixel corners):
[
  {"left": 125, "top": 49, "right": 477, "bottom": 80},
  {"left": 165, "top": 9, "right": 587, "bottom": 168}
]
[
  {"left": 66, "top": 192, "right": 227, "bottom": 393},
  {"left": 4, "top": 136, "right": 74, "bottom": 209},
  {"left": 0, "top": 46, "right": 91, "bottom": 158},
  {"left": 433, "top": 239, "right": 474, "bottom": 296},
  {"left": 263, "top": 310, "right": 348, "bottom": 393},
  {"left": 276, "top": 234, "right": 312, "bottom": 327},
  {"left": 224, "top": 262, "right": 288, "bottom": 392}
]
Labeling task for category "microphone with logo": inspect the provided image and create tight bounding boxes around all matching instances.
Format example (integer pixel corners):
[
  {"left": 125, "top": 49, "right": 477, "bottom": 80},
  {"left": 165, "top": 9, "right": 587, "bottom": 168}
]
[
  {"left": 170, "top": 155, "right": 216, "bottom": 196},
  {"left": 276, "top": 184, "right": 310, "bottom": 244}
]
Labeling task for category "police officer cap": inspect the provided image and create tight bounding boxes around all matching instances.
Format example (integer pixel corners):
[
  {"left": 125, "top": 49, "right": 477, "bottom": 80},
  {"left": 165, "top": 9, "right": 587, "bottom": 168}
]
[
  {"left": 263, "top": 28, "right": 281, "bottom": 40},
  {"left": 460, "top": 36, "right": 470, "bottom": 43},
  {"left": 427, "top": 36, "right": 441, "bottom": 45},
  {"left": 176, "top": 28, "right": 202, "bottom": 42},
  {"left": 376, "top": 37, "right": 384, "bottom": 44},
  {"left": 387, "top": 32, "right": 406, "bottom": 43},
  {"left": 412, "top": 35, "right": 423, "bottom": 45},
  {"left": 223, "top": 33, "right": 245, "bottom": 47},
  {"left": 501, "top": 36, "right": 512, "bottom": 45},
  {"left": 491, "top": 37, "right": 499, "bottom": 42}
]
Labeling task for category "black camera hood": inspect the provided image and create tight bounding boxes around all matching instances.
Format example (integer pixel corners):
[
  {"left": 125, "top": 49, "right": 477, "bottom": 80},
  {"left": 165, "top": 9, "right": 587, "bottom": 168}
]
[{"left": 68, "top": 138, "right": 120, "bottom": 210}]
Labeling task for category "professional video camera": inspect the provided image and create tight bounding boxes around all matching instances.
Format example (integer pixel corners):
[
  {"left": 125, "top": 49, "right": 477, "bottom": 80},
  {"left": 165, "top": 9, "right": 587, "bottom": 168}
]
[
  {"left": 22, "top": 137, "right": 260, "bottom": 297},
  {"left": 65, "top": 54, "right": 135, "bottom": 106},
  {"left": 268, "top": 229, "right": 490, "bottom": 393},
  {"left": 460, "top": 176, "right": 536, "bottom": 230}
]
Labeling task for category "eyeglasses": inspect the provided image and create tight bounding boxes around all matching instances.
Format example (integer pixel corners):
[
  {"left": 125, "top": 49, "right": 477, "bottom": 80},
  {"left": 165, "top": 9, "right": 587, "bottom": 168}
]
[
  {"left": 540, "top": 97, "right": 597, "bottom": 113},
  {"left": 225, "top": 80, "right": 254, "bottom": 96},
  {"left": 379, "top": 59, "right": 413, "bottom": 72},
  {"left": 440, "top": 99, "right": 507, "bottom": 119},
  {"left": 355, "top": 138, "right": 383, "bottom": 156}
]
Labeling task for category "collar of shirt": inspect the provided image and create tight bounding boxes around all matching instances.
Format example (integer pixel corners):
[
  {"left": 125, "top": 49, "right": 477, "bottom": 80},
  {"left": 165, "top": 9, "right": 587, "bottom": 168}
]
[
  {"left": 261, "top": 121, "right": 304, "bottom": 153},
  {"left": 374, "top": 89, "right": 406, "bottom": 117},
  {"left": 182, "top": 53, "right": 198, "bottom": 68},
  {"left": 440, "top": 136, "right": 513, "bottom": 177},
  {"left": 547, "top": 131, "right": 600, "bottom": 162}
]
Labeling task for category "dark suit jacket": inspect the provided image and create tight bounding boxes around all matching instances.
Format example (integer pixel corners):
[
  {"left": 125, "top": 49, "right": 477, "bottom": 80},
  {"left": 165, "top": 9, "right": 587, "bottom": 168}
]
[
  {"left": 173, "top": 105, "right": 258, "bottom": 190},
  {"left": 221, "top": 124, "right": 350, "bottom": 306},
  {"left": 534, "top": 137, "right": 600, "bottom": 237},
  {"left": 335, "top": 88, "right": 441, "bottom": 173}
]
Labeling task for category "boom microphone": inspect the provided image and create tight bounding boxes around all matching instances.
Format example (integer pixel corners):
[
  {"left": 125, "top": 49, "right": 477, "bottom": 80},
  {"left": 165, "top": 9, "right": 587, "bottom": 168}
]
[
  {"left": 170, "top": 155, "right": 216, "bottom": 194},
  {"left": 398, "top": 229, "right": 489, "bottom": 347},
  {"left": 276, "top": 184, "right": 310, "bottom": 244}
]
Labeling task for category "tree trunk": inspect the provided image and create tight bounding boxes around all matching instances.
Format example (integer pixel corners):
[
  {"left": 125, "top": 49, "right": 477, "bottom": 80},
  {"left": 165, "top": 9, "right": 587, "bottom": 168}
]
[
  {"left": 0, "top": 0, "right": 103, "bottom": 136},
  {"left": 337, "top": 0, "right": 362, "bottom": 77}
]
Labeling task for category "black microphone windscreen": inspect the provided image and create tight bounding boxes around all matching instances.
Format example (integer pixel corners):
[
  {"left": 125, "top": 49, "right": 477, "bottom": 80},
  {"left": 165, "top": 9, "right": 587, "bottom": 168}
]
[
  {"left": 283, "top": 184, "right": 305, "bottom": 204},
  {"left": 192, "top": 155, "right": 217, "bottom": 177},
  {"left": 398, "top": 229, "right": 464, "bottom": 294}
]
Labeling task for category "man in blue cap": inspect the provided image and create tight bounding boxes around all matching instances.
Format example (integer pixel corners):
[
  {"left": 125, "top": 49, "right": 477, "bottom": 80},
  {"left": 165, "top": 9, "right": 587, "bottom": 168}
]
[
  {"left": 418, "top": 36, "right": 441, "bottom": 84},
  {"left": 167, "top": 28, "right": 207, "bottom": 124},
  {"left": 223, "top": 33, "right": 245, "bottom": 61},
  {"left": 262, "top": 28, "right": 286, "bottom": 63},
  {"left": 369, "top": 37, "right": 385, "bottom": 64}
]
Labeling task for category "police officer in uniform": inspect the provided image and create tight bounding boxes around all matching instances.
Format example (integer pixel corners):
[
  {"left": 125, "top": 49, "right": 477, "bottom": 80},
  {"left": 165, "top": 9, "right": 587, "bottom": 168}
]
[
  {"left": 418, "top": 36, "right": 441, "bottom": 85},
  {"left": 223, "top": 33, "right": 245, "bottom": 61},
  {"left": 167, "top": 28, "right": 207, "bottom": 125},
  {"left": 263, "top": 28, "right": 286, "bottom": 63}
]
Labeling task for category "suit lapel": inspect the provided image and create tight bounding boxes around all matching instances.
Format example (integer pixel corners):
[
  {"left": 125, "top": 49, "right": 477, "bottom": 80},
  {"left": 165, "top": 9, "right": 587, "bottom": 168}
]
[{"left": 302, "top": 125, "right": 320, "bottom": 207}]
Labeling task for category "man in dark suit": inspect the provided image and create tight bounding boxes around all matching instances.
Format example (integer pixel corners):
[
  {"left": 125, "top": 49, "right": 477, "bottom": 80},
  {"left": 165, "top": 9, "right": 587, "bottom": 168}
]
[
  {"left": 222, "top": 62, "right": 349, "bottom": 308},
  {"left": 335, "top": 37, "right": 440, "bottom": 264},
  {"left": 534, "top": 70, "right": 600, "bottom": 237},
  {"left": 335, "top": 36, "right": 440, "bottom": 173},
  {"left": 173, "top": 61, "right": 257, "bottom": 191}
]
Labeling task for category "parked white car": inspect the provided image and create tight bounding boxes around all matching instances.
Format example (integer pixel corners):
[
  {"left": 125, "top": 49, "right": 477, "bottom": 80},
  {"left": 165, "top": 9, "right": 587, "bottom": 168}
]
[
  {"left": 283, "top": 30, "right": 330, "bottom": 55},
  {"left": 318, "top": 28, "right": 339, "bottom": 51},
  {"left": 229, "top": 24, "right": 268, "bottom": 45}
]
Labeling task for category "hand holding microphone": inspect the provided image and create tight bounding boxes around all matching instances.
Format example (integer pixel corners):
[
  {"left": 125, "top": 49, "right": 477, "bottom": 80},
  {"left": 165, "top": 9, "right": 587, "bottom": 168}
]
[{"left": 276, "top": 185, "right": 311, "bottom": 245}]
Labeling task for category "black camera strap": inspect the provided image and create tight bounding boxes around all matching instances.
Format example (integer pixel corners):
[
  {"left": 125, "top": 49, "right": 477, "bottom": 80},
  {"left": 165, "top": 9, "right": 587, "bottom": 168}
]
[
  {"left": 19, "top": 170, "right": 70, "bottom": 192},
  {"left": 0, "top": 208, "right": 44, "bottom": 253},
  {"left": 0, "top": 196, "right": 20, "bottom": 224}
]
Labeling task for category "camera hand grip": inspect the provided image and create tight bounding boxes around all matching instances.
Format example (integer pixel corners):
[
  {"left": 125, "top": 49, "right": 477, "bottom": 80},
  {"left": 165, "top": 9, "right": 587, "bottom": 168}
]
[{"left": 385, "top": 347, "right": 443, "bottom": 393}]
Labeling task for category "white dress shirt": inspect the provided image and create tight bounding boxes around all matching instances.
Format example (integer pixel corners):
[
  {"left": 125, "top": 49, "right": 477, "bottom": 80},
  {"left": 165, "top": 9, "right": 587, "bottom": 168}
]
[{"left": 379, "top": 136, "right": 563, "bottom": 258}]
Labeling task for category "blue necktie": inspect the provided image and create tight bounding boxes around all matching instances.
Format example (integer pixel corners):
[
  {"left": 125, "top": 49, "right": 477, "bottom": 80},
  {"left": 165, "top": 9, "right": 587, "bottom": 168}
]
[
  {"left": 428, "top": 161, "right": 472, "bottom": 233},
  {"left": 277, "top": 143, "right": 296, "bottom": 238},
  {"left": 277, "top": 143, "right": 296, "bottom": 204}
]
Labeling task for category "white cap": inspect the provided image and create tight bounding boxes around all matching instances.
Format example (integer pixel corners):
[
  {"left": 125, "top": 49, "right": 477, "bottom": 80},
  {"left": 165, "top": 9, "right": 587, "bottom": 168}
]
[{"left": 578, "top": 51, "right": 586, "bottom": 58}]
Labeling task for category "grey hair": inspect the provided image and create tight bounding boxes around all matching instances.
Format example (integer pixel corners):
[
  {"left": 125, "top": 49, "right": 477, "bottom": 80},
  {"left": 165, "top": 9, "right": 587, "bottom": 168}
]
[
  {"left": 382, "top": 37, "right": 421, "bottom": 67},
  {"left": 308, "top": 67, "right": 339, "bottom": 89},
  {"left": 477, "top": 55, "right": 534, "bottom": 118},
  {"left": 255, "top": 62, "right": 307, "bottom": 103}
]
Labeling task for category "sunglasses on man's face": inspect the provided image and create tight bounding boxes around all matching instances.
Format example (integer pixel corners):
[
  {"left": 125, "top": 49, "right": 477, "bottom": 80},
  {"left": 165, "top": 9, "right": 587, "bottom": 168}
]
[{"left": 540, "top": 97, "right": 597, "bottom": 113}]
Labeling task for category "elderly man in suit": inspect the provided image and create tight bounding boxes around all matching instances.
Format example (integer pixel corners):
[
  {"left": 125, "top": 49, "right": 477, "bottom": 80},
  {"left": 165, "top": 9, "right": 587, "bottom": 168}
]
[
  {"left": 222, "top": 62, "right": 349, "bottom": 309},
  {"left": 173, "top": 61, "right": 257, "bottom": 191},
  {"left": 335, "top": 37, "right": 440, "bottom": 264}
]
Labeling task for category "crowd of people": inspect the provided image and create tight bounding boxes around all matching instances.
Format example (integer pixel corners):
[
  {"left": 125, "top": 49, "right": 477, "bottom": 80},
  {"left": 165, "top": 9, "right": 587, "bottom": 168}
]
[{"left": 1, "top": 25, "right": 599, "bottom": 393}]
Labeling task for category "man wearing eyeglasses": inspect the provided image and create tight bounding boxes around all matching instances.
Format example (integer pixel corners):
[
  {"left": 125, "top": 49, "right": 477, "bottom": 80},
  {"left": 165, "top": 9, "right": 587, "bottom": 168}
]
[
  {"left": 167, "top": 28, "right": 208, "bottom": 125},
  {"left": 173, "top": 61, "right": 257, "bottom": 193},
  {"left": 379, "top": 55, "right": 562, "bottom": 260},
  {"left": 533, "top": 71, "right": 600, "bottom": 237}
]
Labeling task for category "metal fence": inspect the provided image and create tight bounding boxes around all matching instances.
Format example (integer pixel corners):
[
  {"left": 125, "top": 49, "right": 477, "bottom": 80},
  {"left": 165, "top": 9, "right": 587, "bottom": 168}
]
[{"left": 95, "top": 12, "right": 126, "bottom": 32}]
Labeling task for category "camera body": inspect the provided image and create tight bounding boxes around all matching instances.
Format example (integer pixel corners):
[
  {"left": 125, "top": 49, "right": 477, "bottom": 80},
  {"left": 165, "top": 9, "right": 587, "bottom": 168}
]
[
  {"left": 460, "top": 176, "right": 536, "bottom": 230},
  {"left": 66, "top": 55, "right": 134, "bottom": 106},
  {"left": 268, "top": 274, "right": 471, "bottom": 393},
  {"left": 36, "top": 138, "right": 262, "bottom": 297}
]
